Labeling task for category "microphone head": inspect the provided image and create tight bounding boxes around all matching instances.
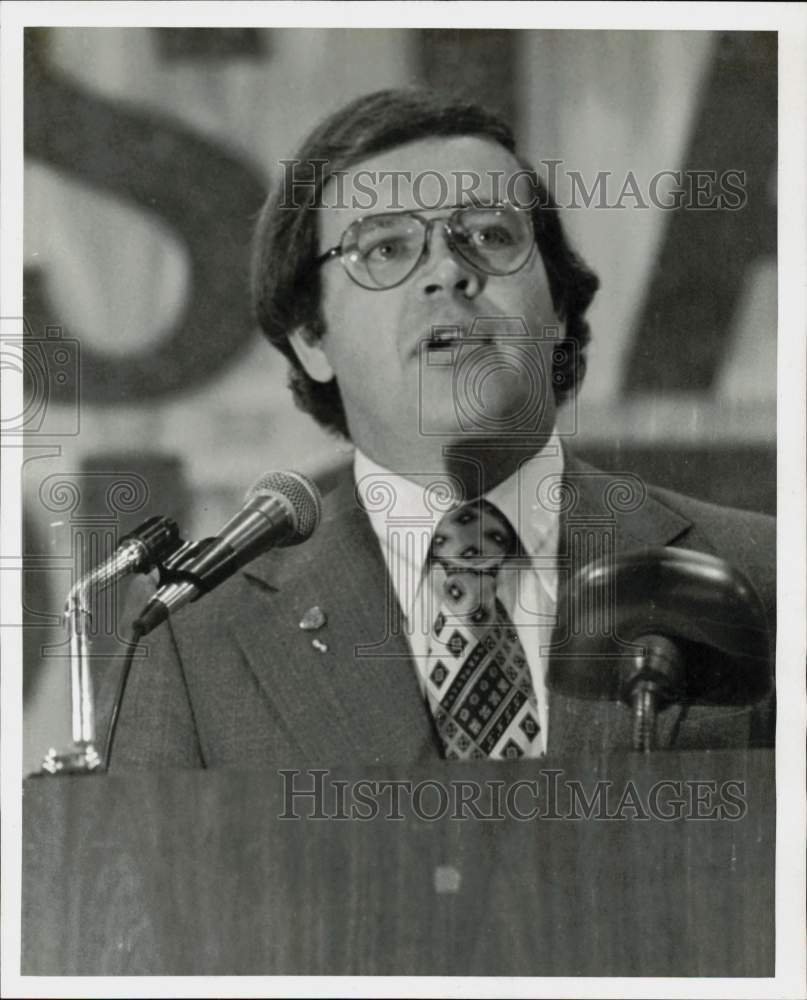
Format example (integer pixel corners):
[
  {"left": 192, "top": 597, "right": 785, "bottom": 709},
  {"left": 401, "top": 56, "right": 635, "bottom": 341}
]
[{"left": 246, "top": 470, "right": 322, "bottom": 543}]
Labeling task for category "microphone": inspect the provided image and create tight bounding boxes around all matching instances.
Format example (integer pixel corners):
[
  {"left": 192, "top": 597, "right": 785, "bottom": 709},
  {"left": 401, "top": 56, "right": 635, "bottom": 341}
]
[
  {"left": 134, "top": 471, "right": 322, "bottom": 636},
  {"left": 547, "top": 547, "right": 771, "bottom": 751}
]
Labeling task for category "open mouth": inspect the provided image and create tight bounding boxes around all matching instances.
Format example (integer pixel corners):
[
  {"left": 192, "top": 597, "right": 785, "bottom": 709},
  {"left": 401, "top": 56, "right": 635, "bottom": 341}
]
[
  {"left": 426, "top": 324, "right": 496, "bottom": 351},
  {"left": 428, "top": 326, "right": 464, "bottom": 349}
]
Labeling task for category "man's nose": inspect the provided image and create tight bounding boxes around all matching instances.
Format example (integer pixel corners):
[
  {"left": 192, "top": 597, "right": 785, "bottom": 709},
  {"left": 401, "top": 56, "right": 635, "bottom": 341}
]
[{"left": 419, "top": 224, "right": 485, "bottom": 299}]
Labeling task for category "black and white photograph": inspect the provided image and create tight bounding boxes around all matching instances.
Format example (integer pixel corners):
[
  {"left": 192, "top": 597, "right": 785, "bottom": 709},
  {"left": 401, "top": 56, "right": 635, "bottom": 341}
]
[{"left": 2, "top": 2, "right": 805, "bottom": 996}]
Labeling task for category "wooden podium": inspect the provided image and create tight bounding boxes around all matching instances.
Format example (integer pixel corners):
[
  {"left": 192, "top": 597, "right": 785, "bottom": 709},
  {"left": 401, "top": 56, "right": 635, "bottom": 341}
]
[{"left": 22, "top": 749, "right": 774, "bottom": 976}]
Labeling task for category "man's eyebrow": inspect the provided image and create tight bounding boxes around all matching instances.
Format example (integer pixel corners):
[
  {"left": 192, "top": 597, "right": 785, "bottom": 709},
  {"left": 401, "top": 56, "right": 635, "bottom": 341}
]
[
  {"left": 429, "top": 202, "right": 496, "bottom": 211},
  {"left": 387, "top": 201, "right": 504, "bottom": 215}
]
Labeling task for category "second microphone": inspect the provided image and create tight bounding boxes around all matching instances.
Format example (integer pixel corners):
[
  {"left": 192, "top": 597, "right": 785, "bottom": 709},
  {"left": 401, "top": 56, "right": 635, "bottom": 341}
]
[{"left": 134, "top": 470, "right": 322, "bottom": 636}]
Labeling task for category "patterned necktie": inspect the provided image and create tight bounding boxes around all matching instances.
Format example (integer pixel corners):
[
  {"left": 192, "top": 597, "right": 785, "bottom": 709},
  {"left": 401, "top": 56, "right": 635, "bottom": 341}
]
[{"left": 425, "top": 498, "right": 544, "bottom": 760}]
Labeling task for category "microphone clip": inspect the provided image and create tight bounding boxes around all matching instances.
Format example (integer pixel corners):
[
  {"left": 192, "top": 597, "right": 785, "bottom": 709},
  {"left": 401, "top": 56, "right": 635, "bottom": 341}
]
[{"left": 154, "top": 534, "right": 251, "bottom": 595}]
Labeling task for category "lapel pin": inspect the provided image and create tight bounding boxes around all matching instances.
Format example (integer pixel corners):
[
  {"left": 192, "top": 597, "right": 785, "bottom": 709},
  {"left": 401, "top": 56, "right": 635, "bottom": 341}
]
[{"left": 299, "top": 605, "right": 327, "bottom": 631}]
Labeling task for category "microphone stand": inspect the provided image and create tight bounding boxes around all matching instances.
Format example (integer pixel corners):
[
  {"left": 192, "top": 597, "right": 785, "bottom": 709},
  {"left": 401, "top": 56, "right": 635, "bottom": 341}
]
[
  {"left": 40, "top": 518, "right": 181, "bottom": 776},
  {"left": 619, "top": 634, "right": 685, "bottom": 752}
]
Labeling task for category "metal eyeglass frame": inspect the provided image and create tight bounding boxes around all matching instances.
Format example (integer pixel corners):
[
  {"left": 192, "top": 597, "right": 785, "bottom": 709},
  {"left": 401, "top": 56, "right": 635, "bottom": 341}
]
[{"left": 314, "top": 203, "right": 536, "bottom": 291}]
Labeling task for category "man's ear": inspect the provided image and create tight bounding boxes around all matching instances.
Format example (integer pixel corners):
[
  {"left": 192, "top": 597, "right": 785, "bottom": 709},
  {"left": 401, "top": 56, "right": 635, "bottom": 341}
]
[{"left": 288, "top": 326, "right": 334, "bottom": 383}]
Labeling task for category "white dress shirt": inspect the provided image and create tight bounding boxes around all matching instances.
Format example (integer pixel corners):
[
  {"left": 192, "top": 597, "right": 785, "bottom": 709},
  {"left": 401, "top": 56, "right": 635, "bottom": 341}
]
[{"left": 354, "top": 434, "right": 564, "bottom": 745}]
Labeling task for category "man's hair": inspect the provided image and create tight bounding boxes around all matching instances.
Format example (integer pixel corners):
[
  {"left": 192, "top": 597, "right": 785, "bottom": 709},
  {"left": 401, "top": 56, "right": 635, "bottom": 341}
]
[{"left": 251, "top": 88, "right": 600, "bottom": 438}]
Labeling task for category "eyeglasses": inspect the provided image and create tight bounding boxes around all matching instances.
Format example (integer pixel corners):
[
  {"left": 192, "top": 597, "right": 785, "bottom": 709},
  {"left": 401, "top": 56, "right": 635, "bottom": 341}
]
[{"left": 315, "top": 204, "right": 535, "bottom": 291}]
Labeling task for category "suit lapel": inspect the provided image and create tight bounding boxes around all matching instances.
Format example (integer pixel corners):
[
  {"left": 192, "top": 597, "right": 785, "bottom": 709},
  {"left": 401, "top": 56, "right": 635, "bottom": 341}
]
[{"left": 232, "top": 473, "right": 439, "bottom": 764}]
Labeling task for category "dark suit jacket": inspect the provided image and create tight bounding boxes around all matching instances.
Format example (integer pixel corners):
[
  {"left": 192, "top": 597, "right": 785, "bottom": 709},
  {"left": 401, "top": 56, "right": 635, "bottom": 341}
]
[{"left": 102, "top": 456, "right": 776, "bottom": 769}]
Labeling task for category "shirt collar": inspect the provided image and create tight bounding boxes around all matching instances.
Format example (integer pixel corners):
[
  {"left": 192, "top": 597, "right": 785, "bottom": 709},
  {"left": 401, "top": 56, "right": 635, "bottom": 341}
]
[{"left": 354, "top": 432, "right": 564, "bottom": 591}]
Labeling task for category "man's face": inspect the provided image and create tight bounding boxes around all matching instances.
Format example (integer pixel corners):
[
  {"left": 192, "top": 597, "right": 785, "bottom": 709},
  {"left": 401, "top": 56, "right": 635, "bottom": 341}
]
[{"left": 291, "top": 136, "right": 563, "bottom": 475}]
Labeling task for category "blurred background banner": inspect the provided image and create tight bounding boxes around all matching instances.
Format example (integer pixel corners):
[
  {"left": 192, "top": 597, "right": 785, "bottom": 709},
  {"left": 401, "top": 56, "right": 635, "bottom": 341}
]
[{"left": 20, "top": 27, "right": 776, "bottom": 774}]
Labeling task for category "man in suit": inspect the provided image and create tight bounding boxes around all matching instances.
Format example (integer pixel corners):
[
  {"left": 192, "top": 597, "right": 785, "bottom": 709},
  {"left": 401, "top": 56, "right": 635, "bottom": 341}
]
[{"left": 105, "top": 89, "right": 775, "bottom": 768}]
